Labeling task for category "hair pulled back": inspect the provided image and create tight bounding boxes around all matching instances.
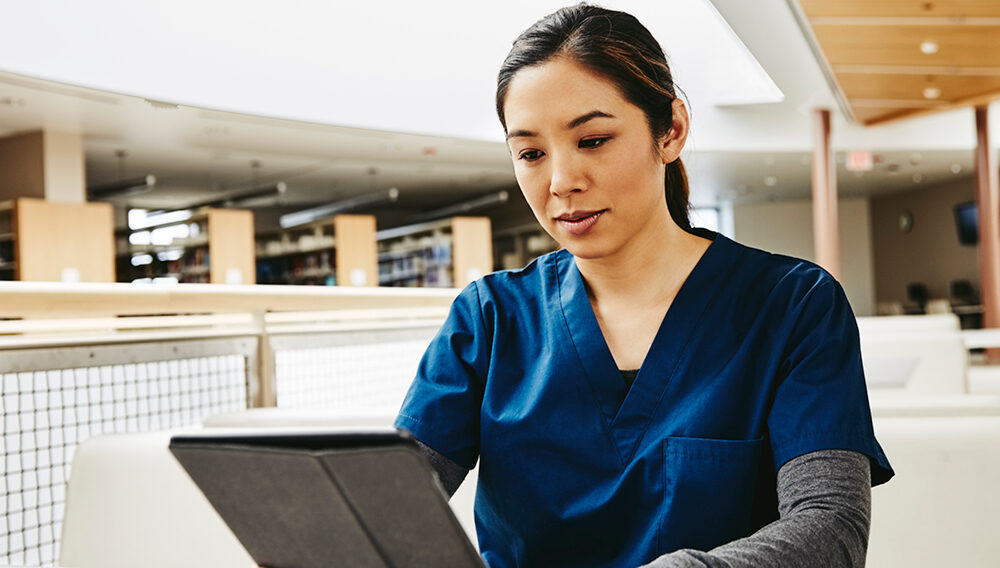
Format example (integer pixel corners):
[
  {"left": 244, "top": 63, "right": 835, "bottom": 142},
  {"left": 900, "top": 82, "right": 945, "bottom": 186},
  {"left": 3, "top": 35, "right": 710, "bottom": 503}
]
[{"left": 496, "top": 3, "right": 691, "bottom": 232}]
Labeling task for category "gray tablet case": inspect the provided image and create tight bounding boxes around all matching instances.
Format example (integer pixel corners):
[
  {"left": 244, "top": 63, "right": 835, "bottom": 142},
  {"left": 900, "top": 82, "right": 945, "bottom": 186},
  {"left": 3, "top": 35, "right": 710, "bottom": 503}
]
[{"left": 169, "top": 429, "right": 484, "bottom": 568}]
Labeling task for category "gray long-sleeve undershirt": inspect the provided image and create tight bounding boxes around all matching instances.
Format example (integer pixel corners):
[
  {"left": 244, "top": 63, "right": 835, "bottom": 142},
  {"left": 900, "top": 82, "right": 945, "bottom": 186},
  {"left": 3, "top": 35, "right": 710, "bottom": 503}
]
[{"left": 415, "top": 442, "right": 872, "bottom": 568}]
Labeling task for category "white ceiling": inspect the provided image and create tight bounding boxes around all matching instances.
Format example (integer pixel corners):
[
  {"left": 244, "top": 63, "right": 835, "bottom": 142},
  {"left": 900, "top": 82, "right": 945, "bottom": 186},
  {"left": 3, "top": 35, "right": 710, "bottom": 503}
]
[
  {"left": 0, "top": 0, "right": 997, "bottom": 223},
  {"left": 0, "top": 0, "right": 780, "bottom": 141}
]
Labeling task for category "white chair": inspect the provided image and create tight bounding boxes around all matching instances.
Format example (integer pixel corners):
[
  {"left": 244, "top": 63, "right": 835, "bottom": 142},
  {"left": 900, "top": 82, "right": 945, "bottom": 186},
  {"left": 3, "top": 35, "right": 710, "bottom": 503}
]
[
  {"left": 60, "top": 412, "right": 481, "bottom": 568},
  {"left": 868, "top": 414, "right": 1000, "bottom": 567},
  {"left": 59, "top": 431, "right": 254, "bottom": 568},
  {"left": 856, "top": 314, "right": 968, "bottom": 393},
  {"left": 924, "top": 298, "right": 953, "bottom": 315}
]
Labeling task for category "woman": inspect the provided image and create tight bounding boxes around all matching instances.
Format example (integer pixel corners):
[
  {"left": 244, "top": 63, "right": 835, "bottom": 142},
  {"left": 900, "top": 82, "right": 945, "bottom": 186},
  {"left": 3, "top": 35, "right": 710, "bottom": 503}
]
[{"left": 395, "top": 4, "right": 893, "bottom": 567}]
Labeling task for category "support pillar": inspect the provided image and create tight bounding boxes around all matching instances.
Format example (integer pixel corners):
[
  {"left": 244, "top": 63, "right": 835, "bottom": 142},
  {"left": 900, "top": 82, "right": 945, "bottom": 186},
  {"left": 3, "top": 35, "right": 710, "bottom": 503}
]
[
  {"left": 812, "top": 109, "right": 841, "bottom": 279},
  {"left": 975, "top": 106, "right": 1000, "bottom": 348}
]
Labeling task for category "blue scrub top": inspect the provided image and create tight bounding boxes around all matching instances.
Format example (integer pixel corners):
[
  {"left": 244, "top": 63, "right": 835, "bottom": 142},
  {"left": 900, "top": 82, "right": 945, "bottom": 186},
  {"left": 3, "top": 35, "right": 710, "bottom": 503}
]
[{"left": 395, "top": 230, "right": 894, "bottom": 568}]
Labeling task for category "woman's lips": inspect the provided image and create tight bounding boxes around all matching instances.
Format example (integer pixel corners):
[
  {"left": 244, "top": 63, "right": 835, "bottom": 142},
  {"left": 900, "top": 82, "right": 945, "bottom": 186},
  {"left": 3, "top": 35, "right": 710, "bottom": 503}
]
[{"left": 555, "top": 210, "right": 605, "bottom": 236}]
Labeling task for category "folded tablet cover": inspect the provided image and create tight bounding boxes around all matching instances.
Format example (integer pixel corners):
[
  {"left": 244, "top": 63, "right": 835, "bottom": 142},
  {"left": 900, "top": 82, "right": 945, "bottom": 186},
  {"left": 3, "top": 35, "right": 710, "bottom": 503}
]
[{"left": 169, "top": 430, "right": 484, "bottom": 568}]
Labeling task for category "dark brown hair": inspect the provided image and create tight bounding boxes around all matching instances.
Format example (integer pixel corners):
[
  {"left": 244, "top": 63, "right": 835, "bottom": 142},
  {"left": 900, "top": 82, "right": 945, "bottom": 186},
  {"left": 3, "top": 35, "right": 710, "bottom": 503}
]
[{"left": 496, "top": 3, "right": 691, "bottom": 231}]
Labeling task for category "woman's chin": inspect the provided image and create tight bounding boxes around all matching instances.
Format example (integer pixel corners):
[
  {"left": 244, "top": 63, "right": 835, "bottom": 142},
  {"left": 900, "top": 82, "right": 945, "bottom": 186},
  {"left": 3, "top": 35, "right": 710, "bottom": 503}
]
[{"left": 561, "top": 238, "right": 619, "bottom": 261}]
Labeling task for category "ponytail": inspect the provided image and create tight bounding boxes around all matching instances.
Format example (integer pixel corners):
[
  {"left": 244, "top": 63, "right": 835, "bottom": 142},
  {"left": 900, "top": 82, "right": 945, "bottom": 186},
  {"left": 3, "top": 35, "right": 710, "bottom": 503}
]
[{"left": 665, "top": 158, "right": 691, "bottom": 231}]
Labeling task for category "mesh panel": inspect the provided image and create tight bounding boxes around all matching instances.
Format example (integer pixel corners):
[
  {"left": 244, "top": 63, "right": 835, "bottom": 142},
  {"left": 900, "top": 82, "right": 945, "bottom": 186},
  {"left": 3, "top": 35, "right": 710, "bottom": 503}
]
[
  {"left": 274, "top": 328, "right": 436, "bottom": 412},
  {"left": 0, "top": 356, "right": 248, "bottom": 567}
]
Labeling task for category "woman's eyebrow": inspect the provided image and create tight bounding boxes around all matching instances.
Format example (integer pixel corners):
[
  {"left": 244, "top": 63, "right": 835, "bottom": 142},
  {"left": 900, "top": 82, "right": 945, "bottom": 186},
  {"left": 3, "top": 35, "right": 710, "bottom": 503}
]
[
  {"left": 567, "top": 110, "right": 615, "bottom": 129},
  {"left": 506, "top": 129, "right": 536, "bottom": 141},
  {"left": 505, "top": 110, "right": 616, "bottom": 141}
]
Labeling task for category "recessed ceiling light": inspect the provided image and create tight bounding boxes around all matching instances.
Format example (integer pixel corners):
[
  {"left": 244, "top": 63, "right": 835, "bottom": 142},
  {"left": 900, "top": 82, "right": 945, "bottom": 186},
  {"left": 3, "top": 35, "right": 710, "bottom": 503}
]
[
  {"left": 913, "top": 173, "right": 923, "bottom": 183},
  {"left": 764, "top": 176, "right": 777, "bottom": 187},
  {"left": 920, "top": 41, "right": 939, "bottom": 54},
  {"left": 951, "top": 163, "right": 962, "bottom": 174},
  {"left": 923, "top": 86, "right": 941, "bottom": 99},
  {"left": 910, "top": 153, "right": 922, "bottom": 166}
]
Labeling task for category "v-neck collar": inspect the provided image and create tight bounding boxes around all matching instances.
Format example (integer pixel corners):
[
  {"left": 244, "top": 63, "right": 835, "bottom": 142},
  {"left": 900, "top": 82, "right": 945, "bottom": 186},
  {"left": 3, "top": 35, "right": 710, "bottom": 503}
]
[{"left": 556, "top": 230, "right": 737, "bottom": 464}]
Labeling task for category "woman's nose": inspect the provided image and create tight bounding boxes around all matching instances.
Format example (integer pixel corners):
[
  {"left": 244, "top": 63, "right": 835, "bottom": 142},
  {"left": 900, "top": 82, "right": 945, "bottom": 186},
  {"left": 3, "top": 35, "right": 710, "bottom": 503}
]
[{"left": 548, "top": 153, "right": 585, "bottom": 198}]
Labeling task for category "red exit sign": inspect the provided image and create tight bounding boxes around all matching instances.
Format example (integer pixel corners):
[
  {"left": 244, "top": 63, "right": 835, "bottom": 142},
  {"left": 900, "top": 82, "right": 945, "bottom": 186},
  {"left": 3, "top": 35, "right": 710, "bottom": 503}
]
[{"left": 846, "top": 151, "right": 873, "bottom": 172}]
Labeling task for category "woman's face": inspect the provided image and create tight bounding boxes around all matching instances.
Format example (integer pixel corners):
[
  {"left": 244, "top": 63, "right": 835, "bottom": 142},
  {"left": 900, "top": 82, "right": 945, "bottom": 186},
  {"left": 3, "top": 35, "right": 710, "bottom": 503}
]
[{"left": 503, "top": 57, "right": 685, "bottom": 260}]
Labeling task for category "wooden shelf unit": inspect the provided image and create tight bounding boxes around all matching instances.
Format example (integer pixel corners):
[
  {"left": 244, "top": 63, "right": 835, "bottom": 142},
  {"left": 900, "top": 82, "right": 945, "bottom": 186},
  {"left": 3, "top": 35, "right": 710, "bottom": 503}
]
[
  {"left": 1, "top": 198, "right": 115, "bottom": 282},
  {"left": 119, "top": 208, "right": 255, "bottom": 284},
  {"left": 0, "top": 201, "right": 12, "bottom": 281},
  {"left": 376, "top": 216, "right": 493, "bottom": 288},
  {"left": 254, "top": 214, "right": 378, "bottom": 286}
]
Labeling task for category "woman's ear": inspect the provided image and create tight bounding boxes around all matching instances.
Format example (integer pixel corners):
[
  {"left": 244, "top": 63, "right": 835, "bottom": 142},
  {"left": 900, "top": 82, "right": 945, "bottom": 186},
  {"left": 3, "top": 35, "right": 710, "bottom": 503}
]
[{"left": 658, "top": 98, "right": 689, "bottom": 164}]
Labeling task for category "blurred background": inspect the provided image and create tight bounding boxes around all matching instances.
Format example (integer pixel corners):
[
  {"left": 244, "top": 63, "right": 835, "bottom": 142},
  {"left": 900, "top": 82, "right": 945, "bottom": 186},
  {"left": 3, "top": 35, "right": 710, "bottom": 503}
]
[{"left": 2, "top": 1, "right": 1000, "bottom": 567}]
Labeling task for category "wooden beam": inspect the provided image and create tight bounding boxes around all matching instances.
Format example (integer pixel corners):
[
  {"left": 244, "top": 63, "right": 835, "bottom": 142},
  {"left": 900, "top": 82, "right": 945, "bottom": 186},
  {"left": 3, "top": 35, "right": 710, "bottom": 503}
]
[
  {"left": 811, "top": 109, "right": 841, "bottom": 279},
  {"left": 975, "top": 106, "right": 1000, "bottom": 348}
]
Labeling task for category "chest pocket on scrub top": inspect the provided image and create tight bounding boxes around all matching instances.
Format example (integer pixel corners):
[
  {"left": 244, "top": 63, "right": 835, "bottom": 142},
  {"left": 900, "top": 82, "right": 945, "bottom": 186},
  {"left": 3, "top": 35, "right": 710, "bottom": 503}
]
[{"left": 659, "top": 436, "right": 765, "bottom": 554}]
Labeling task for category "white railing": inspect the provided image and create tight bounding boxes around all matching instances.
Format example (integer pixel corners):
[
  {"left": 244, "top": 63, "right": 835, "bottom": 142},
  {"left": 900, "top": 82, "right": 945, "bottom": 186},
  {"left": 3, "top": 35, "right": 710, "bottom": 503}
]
[{"left": 0, "top": 281, "right": 457, "bottom": 567}]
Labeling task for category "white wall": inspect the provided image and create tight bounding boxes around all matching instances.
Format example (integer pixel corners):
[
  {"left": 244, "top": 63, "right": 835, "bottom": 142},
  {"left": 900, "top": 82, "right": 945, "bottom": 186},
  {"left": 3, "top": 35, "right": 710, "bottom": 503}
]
[{"left": 733, "top": 198, "right": 875, "bottom": 316}]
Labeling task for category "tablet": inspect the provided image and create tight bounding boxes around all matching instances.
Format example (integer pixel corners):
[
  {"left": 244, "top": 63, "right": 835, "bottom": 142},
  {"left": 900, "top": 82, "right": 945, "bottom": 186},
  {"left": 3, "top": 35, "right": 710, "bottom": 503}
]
[{"left": 169, "top": 428, "right": 485, "bottom": 568}]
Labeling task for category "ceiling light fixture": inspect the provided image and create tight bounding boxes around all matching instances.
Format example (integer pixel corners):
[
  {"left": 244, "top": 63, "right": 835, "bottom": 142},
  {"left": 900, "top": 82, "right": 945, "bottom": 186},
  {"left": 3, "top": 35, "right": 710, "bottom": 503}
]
[
  {"left": 920, "top": 41, "right": 939, "bottom": 54},
  {"left": 185, "top": 182, "right": 287, "bottom": 209},
  {"left": 88, "top": 174, "right": 157, "bottom": 200},
  {"left": 280, "top": 187, "right": 400, "bottom": 228},
  {"left": 407, "top": 191, "right": 510, "bottom": 224},
  {"left": 87, "top": 150, "right": 156, "bottom": 200},
  {"left": 129, "top": 209, "right": 193, "bottom": 230},
  {"left": 923, "top": 86, "right": 941, "bottom": 99}
]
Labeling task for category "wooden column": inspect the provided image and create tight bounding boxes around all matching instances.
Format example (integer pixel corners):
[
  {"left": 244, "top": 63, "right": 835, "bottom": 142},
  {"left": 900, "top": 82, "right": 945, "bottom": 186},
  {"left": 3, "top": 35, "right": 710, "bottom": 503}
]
[
  {"left": 452, "top": 216, "right": 493, "bottom": 287},
  {"left": 333, "top": 214, "right": 378, "bottom": 286},
  {"left": 207, "top": 208, "right": 256, "bottom": 284},
  {"left": 14, "top": 198, "right": 115, "bottom": 282},
  {"left": 812, "top": 109, "right": 841, "bottom": 279},
  {"left": 975, "top": 106, "right": 1000, "bottom": 342}
]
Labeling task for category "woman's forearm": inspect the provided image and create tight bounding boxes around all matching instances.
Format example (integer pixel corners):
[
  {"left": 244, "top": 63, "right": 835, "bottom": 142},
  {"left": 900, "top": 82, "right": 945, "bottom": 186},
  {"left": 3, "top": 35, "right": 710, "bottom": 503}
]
[{"left": 642, "top": 449, "right": 872, "bottom": 568}]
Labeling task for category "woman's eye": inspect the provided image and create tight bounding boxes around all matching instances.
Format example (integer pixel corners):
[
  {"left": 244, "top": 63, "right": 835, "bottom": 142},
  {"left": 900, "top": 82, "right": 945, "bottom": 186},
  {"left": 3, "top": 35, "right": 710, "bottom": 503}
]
[
  {"left": 579, "top": 137, "right": 610, "bottom": 149},
  {"left": 518, "top": 149, "right": 544, "bottom": 162}
]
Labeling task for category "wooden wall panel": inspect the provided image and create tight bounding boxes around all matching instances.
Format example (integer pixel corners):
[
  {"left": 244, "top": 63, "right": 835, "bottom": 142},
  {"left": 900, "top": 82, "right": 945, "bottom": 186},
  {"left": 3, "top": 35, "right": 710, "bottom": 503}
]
[
  {"left": 207, "top": 209, "right": 255, "bottom": 285},
  {"left": 451, "top": 216, "right": 493, "bottom": 288},
  {"left": 332, "top": 214, "right": 377, "bottom": 287},
  {"left": 14, "top": 198, "right": 114, "bottom": 282},
  {"left": 0, "top": 132, "right": 45, "bottom": 201}
]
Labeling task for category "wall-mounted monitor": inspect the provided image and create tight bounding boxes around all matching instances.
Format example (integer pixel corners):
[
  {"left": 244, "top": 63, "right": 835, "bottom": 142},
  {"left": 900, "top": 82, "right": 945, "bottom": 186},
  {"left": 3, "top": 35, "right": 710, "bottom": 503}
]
[{"left": 954, "top": 201, "right": 978, "bottom": 246}]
